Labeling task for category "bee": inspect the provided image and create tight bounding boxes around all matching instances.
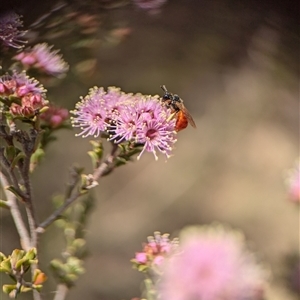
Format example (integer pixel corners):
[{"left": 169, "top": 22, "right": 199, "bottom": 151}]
[{"left": 160, "top": 85, "right": 196, "bottom": 132}]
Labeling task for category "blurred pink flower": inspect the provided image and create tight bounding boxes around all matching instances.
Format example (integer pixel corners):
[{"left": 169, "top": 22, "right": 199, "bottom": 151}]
[
  {"left": 13, "top": 43, "right": 69, "bottom": 76},
  {"left": 133, "top": 0, "right": 167, "bottom": 11},
  {"left": 135, "top": 252, "right": 148, "bottom": 264},
  {"left": 40, "top": 105, "right": 69, "bottom": 128},
  {"left": 0, "top": 12, "right": 27, "bottom": 49},
  {"left": 286, "top": 160, "right": 300, "bottom": 203},
  {"left": 158, "top": 225, "right": 268, "bottom": 300}
]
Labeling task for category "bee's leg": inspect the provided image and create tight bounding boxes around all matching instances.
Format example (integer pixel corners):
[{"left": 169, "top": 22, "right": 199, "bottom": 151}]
[{"left": 166, "top": 111, "right": 177, "bottom": 122}]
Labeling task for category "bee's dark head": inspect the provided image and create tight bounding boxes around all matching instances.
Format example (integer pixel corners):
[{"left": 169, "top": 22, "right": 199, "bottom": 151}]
[
  {"left": 162, "top": 92, "right": 172, "bottom": 101},
  {"left": 161, "top": 85, "right": 172, "bottom": 101},
  {"left": 173, "top": 94, "right": 181, "bottom": 103}
]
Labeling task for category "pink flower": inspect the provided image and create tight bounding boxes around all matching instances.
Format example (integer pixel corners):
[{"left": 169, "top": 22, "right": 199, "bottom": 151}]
[
  {"left": 0, "top": 12, "right": 27, "bottom": 49},
  {"left": 40, "top": 105, "right": 69, "bottom": 128},
  {"left": 13, "top": 43, "right": 69, "bottom": 76},
  {"left": 286, "top": 160, "right": 300, "bottom": 203},
  {"left": 0, "top": 75, "right": 17, "bottom": 95},
  {"left": 136, "top": 115, "right": 176, "bottom": 160},
  {"left": 10, "top": 93, "right": 48, "bottom": 117},
  {"left": 158, "top": 225, "right": 268, "bottom": 300},
  {"left": 131, "top": 231, "right": 179, "bottom": 273},
  {"left": 12, "top": 71, "right": 46, "bottom": 96},
  {"left": 71, "top": 87, "right": 177, "bottom": 160},
  {"left": 71, "top": 87, "right": 110, "bottom": 137},
  {"left": 0, "top": 71, "right": 48, "bottom": 118},
  {"left": 135, "top": 252, "right": 148, "bottom": 264}
]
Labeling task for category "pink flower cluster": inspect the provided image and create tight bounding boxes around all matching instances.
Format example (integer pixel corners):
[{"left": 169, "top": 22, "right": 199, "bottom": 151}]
[
  {"left": 13, "top": 43, "right": 69, "bottom": 77},
  {"left": 0, "top": 71, "right": 48, "bottom": 118},
  {"left": 132, "top": 231, "right": 179, "bottom": 273},
  {"left": 71, "top": 86, "right": 177, "bottom": 160},
  {"left": 158, "top": 225, "right": 268, "bottom": 300},
  {"left": 40, "top": 105, "right": 69, "bottom": 128}
]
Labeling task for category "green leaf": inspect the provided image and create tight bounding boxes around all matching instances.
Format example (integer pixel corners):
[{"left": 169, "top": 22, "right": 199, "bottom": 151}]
[
  {"left": 0, "top": 252, "right": 7, "bottom": 261},
  {"left": 8, "top": 95, "right": 21, "bottom": 104},
  {"left": 50, "top": 259, "right": 65, "bottom": 272},
  {"left": 88, "top": 140, "right": 103, "bottom": 168},
  {"left": 11, "top": 249, "right": 25, "bottom": 269},
  {"left": 6, "top": 186, "right": 24, "bottom": 201},
  {"left": 15, "top": 256, "right": 29, "bottom": 269},
  {"left": 115, "top": 157, "right": 128, "bottom": 166},
  {"left": 20, "top": 286, "right": 32, "bottom": 293},
  {"left": 29, "top": 148, "right": 45, "bottom": 172},
  {"left": 24, "top": 248, "right": 37, "bottom": 261},
  {"left": 11, "top": 151, "right": 26, "bottom": 169},
  {"left": 2, "top": 284, "right": 17, "bottom": 295},
  {"left": 87, "top": 151, "right": 99, "bottom": 169},
  {"left": 4, "top": 146, "right": 16, "bottom": 162},
  {"left": 0, "top": 258, "right": 11, "bottom": 273},
  {"left": 0, "top": 200, "right": 10, "bottom": 209},
  {"left": 137, "top": 264, "right": 149, "bottom": 272}
]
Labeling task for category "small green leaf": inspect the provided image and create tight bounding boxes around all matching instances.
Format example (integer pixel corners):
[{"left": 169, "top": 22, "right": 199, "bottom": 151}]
[
  {"left": 0, "top": 258, "right": 12, "bottom": 273},
  {"left": 8, "top": 95, "right": 21, "bottom": 103},
  {"left": 11, "top": 249, "right": 25, "bottom": 269},
  {"left": 39, "top": 106, "right": 49, "bottom": 114},
  {"left": 115, "top": 157, "right": 128, "bottom": 166},
  {"left": 29, "top": 147, "right": 45, "bottom": 172},
  {"left": 6, "top": 186, "right": 24, "bottom": 201},
  {"left": 50, "top": 259, "right": 65, "bottom": 272},
  {"left": 137, "top": 264, "right": 149, "bottom": 272},
  {"left": 24, "top": 248, "right": 37, "bottom": 261},
  {"left": 11, "top": 152, "right": 26, "bottom": 169},
  {"left": 87, "top": 151, "right": 99, "bottom": 169},
  {"left": 2, "top": 284, "right": 17, "bottom": 295},
  {"left": 15, "top": 257, "right": 29, "bottom": 269},
  {"left": 0, "top": 200, "right": 10, "bottom": 209},
  {"left": 4, "top": 146, "right": 16, "bottom": 162},
  {"left": 0, "top": 252, "right": 7, "bottom": 261},
  {"left": 20, "top": 286, "right": 32, "bottom": 293},
  {"left": 72, "top": 238, "right": 86, "bottom": 250}
]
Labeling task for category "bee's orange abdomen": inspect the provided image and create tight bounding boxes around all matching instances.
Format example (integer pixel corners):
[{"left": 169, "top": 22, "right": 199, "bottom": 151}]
[{"left": 175, "top": 111, "right": 188, "bottom": 132}]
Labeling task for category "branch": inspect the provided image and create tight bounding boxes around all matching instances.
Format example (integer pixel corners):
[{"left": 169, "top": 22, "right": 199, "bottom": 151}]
[
  {"left": 22, "top": 154, "right": 38, "bottom": 247},
  {"left": 93, "top": 143, "right": 118, "bottom": 181},
  {"left": 36, "top": 191, "right": 80, "bottom": 233},
  {"left": 0, "top": 148, "right": 27, "bottom": 200},
  {"left": 53, "top": 284, "right": 68, "bottom": 300},
  {"left": 36, "top": 144, "right": 119, "bottom": 232},
  {"left": 0, "top": 171, "right": 31, "bottom": 251}
]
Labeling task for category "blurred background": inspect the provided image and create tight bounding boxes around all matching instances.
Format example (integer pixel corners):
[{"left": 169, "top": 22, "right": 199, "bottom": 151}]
[{"left": 0, "top": 0, "right": 299, "bottom": 299}]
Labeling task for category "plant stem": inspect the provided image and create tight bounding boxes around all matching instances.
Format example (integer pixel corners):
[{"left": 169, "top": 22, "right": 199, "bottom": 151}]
[
  {"left": 93, "top": 143, "right": 118, "bottom": 181},
  {"left": 36, "top": 144, "right": 119, "bottom": 232},
  {"left": 36, "top": 190, "right": 81, "bottom": 232},
  {"left": 0, "top": 148, "right": 27, "bottom": 200},
  {"left": 53, "top": 284, "right": 69, "bottom": 300},
  {"left": 0, "top": 171, "right": 31, "bottom": 250}
]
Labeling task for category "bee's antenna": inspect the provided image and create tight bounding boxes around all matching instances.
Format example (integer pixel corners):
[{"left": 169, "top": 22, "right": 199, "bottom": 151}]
[{"left": 160, "top": 85, "right": 168, "bottom": 93}]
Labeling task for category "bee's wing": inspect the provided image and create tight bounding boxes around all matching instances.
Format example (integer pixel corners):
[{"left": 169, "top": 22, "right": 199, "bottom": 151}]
[{"left": 177, "top": 102, "right": 197, "bottom": 128}]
